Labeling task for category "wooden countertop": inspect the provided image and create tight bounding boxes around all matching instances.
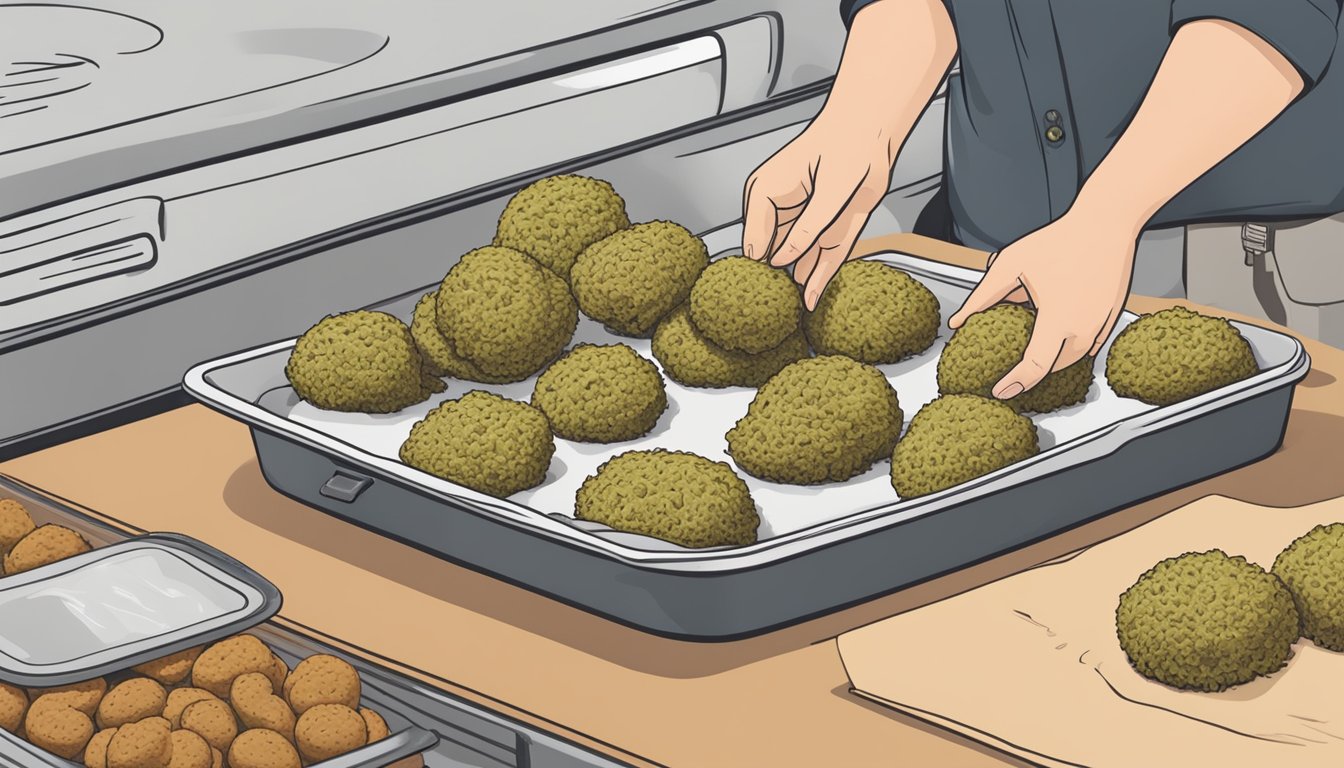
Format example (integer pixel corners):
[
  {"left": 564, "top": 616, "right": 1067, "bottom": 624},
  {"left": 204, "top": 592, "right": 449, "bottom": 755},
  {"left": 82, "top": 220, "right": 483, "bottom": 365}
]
[{"left": 5, "top": 233, "right": 1343, "bottom": 767}]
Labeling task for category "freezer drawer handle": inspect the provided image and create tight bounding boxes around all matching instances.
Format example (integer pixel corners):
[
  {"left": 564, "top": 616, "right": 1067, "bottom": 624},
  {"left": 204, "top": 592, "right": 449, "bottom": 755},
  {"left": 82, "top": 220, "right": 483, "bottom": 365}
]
[{"left": 319, "top": 470, "right": 372, "bottom": 503}]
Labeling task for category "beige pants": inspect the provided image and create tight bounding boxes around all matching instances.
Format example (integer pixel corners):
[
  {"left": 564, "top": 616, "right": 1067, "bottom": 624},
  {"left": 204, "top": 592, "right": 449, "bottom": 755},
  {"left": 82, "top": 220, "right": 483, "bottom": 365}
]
[{"left": 1185, "top": 213, "right": 1344, "bottom": 350}]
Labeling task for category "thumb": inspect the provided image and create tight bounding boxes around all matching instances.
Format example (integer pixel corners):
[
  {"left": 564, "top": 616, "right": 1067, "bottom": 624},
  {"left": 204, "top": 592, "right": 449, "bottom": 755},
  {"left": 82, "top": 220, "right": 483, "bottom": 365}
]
[{"left": 949, "top": 260, "right": 1022, "bottom": 329}]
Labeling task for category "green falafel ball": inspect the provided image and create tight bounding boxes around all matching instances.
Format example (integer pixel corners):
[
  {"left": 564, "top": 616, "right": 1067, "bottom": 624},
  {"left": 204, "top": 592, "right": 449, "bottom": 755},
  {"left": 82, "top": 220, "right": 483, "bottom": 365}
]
[
  {"left": 575, "top": 450, "right": 759, "bottom": 548},
  {"left": 570, "top": 221, "right": 709, "bottom": 337},
  {"left": 1116, "top": 550, "right": 1300, "bottom": 692},
  {"left": 726, "top": 356, "right": 903, "bottom": 484},
  {"left": 435, "top": 246, "right": 578, "bottom": 382},
  {"left": 493, "top": 174, "right": 630, "bottom": 282},
  {"left": 651, "top": 304, "right": 811, "bottom": 389},
  {"left": 689, "top": 256, "right": 803, "bottom": 354},
  {"left": 890, "top": 395, "right": 1039, "bottom": 499},
  {"left": 937, "top": 304, "right": 1094, "bottom": 413},
  {"left": 1106, "top": 306, "right": 1258, "bottom": 406},
  {"left": 286, "top": 311, "right": 446, "bottom": 413},
  {"left": 410, "top": 291, "right": 515, "bottom": 384},
  {"left": 1273, "top": 523, "right": 1344, "bottom": 651},
  {"left": 532, "top": 344, "right": 668, "bottom": 442},
  {"left": 399, "top": 391, "right": 555, "bottom": 497},
  {"left": 803, "top": 260, "right": 941, "bottom": 364}
]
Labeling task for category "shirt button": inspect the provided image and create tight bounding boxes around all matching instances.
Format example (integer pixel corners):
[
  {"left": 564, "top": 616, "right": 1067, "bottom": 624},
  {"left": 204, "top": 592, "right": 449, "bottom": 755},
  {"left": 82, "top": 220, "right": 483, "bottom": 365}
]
[
  {"left": 1044, "top": 109, "right": 1061, "bottom": 124},
  {"left": 1045, "top": 125, "right": 1065, "bottom": 143}
]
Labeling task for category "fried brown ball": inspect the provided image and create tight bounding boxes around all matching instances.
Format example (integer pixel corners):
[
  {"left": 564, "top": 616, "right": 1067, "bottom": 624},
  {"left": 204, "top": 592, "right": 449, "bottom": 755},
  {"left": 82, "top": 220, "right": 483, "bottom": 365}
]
[
  {"left": 4, "top": 524, "right": 91, "bottom": 574},
  {"left": 229, "top": 673, "right": 295, "bottom": 743},
  {"left": 285, "top": 311, "right": 445, "bottom": 413},
  {"left": 1105, "top": 306, "right": 1259, "bottom": 406},
  {"left": 0, "top": 498, "right": 36, "bottom": 558},
  {"left": 84, "top": 727, "right": 117, "bottom": 768},
  {"left": 132, "top": 647, "right": 203, "bottom": 687},
  {"left": 359, "top": 707, "right": 390, "bottom": 743},
  {"left": 399, "top": 391, "right": 555, "bottom": 497},
  {"left": 1272, "top": 523, "right": 1344, "bottom": 652},
  {"left": 27, "top": 678, "right": 106, "bottom": 718},
  {"left": 178, "top": 700, "right": 238, "bottom": 756},
  {"left": 726, "top": 356, "right": 903, "bottom": 484},
  {"left": 294, "top": 704, "right": 367, "bottom": 764},
  {"left": 282, "top": 655, "right": 361, "bottom": 716},
  {"left": 191, "top": 635, "right": 284, "bottom": 700},
  {"left": 163, "top": 689, "right": 218, "bottom": 730},
  {"left": 105, "top": 717, "right": 171, "bottom": 768},
  {"left": 532, "top": 344, "right": 668, "bottom": 442},
  {"left": 226, "top": 729, "right": 300, "bottom": 768},
  {"left": 803, "top": 260, "right": 941, "bottom": 364},
  {"left": 167, "top": 730, "right": 213, "bottom": 768},
  {"left": 937, "top": 304, "right": 1094, "bottom": 413},
  {"left": 96, "top": 678, "right": 166, "bottom": 730},
  {"left": 575, "top": 450, "right": 759, "bottom": 548},
  {"left": 651, "top": 304, "right": 810, "bottom": 389},
  {"left": 570, "top": 221, "right": 709, "bottom": 337},
  {"left": 0, "top": 682, "right": 27, "bottom": 734},
  {"left": 689, "top": 256, "right": 802, "bottom": 354},
  {"left": 24, "top": 694, "right": 95, "bottom": 760},
  {"left": 435, "top": 246, "right": 578, "bottom": 382}
]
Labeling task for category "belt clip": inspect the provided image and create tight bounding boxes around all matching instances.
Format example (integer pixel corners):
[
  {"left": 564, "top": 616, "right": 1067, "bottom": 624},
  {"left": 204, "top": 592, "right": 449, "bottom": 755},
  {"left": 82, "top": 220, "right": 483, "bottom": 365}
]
[{"left": 1241, "top": 223, "right": 1272, "bottom": 267}]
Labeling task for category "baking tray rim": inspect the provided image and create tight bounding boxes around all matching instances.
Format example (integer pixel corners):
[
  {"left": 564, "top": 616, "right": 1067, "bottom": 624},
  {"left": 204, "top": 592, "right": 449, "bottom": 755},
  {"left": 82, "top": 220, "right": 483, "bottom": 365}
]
[{"left": 181, "top": 252, "right": 1312, "bottom": 573}]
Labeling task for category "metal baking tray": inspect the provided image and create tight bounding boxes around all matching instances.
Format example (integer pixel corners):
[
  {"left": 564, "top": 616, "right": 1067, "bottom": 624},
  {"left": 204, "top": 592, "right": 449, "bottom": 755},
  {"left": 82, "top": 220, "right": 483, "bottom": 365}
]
[
  {"left": 182, "top": 252, "right": 1311, "bottom": 639},
  {"left": 0, "top": 475, "right": 626, "bottom": 768}
]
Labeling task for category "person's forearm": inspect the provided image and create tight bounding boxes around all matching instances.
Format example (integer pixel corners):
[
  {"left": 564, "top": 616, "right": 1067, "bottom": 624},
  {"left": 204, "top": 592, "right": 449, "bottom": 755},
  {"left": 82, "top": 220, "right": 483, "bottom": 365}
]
[
  {"left": 817, "top": 0, "right": 958, "bottom": 153},
  {"left": 1071, "top": 19, "right": 1304, "bottom": 237}
]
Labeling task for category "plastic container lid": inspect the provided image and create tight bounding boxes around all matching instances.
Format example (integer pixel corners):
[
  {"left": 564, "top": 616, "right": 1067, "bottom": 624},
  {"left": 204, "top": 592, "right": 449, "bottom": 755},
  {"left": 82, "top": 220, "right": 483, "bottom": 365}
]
[{"left": 0, "top": 533, "right": 281, "bottom": 687}]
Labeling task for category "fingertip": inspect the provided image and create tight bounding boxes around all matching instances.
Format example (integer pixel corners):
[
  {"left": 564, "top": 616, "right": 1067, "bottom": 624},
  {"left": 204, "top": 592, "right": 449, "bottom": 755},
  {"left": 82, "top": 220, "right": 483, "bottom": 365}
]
[
  {"left": 993, "top": 380, "right": 1025, "bottom": 400},
  {"left": 745, "top": 243, "right": 756, "bottom": 261}
]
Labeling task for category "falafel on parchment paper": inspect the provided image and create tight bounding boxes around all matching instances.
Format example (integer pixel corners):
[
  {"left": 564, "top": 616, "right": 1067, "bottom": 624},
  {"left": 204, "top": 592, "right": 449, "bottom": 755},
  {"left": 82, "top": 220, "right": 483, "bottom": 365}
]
[
  {"left": 937, "top": 304, "right": 1094, "bottom": 414},
  {"left": 804, "top": 260, "right": 941, "bottom": 364},
  {"left": 1273, "top": 523, "right": 1344, "bottom": 652},
  {"left": 576, "top": 450, "right": 759, "bottom": 548},
  {"left": 410, "top": 290, "right": 515, "bottom": 385},
  {"left": 400, "top": 391, "right": 555, "bottom": 498},
  {"left": 726, "top": 356, "right": 903, "bottom": 485},
  {"left": 570, "top": 221, "right": 709, "bottom": 337},
  {"left": 493, "top": 175, "right": 630, "bottom": 283},
  {"left": 531, "top": 344, "right": 668, "bottom": 443},
  {"left": 1116, "top": 549, "right": 1300, "bottom": 691},
  {"left": 436, "top": 246, "right": 578, "bottom": 383},
  {"left": 1106, "top": 305, "right": 1259, "bottom": 406},
  {"left": 286, "top": 311, "right": 446, "bottom": 414}
]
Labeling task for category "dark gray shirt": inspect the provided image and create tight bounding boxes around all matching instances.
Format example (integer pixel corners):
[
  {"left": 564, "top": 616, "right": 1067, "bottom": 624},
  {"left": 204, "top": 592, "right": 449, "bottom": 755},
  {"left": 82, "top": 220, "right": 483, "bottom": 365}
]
[{"left": 841, "top": 0, "right": 1344, "bottom": 251}]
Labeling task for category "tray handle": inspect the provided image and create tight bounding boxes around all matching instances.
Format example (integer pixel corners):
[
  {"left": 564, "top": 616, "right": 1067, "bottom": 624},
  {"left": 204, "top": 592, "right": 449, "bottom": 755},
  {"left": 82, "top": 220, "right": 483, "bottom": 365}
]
[{"left": 320, "top": 470, "right": 374, "bottom": 503}]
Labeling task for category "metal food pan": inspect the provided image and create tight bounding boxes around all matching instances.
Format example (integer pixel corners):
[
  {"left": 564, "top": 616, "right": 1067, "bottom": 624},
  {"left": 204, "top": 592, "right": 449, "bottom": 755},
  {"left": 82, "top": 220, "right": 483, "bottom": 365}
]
[
  {"left": 0, "top": 476, "right": 626, "bottom": 768},
  {"left": 183, "top": 253, "right": 1310, "bottom": 639}
]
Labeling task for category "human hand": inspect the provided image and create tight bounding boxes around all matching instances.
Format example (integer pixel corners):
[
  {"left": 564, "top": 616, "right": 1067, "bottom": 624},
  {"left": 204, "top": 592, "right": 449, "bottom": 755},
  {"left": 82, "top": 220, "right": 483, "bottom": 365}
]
[
  {"left": 741, "top": 114, "right": 897, "bottom": 310},
  {"left": 948, "top": 212, "right": 1138, "bottom": 399}
]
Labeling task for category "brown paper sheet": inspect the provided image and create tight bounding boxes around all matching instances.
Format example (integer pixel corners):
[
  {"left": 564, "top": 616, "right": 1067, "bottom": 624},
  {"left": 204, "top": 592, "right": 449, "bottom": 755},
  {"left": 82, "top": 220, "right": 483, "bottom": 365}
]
[{"left": 838, "top": 496, "right": 1344, "bottom": 768}]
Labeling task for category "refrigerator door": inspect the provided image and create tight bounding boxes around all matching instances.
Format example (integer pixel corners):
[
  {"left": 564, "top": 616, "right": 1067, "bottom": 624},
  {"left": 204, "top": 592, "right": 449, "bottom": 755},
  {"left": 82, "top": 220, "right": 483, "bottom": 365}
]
[{"left": 0, "top": 1, "right": 946, "bottom": 459}]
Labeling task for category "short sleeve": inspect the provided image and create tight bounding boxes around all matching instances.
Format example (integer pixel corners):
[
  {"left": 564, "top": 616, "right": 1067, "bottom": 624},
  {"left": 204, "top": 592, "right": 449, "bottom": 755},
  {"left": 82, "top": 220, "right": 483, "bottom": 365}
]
[
  {"left": 1170, "top": 0, "right": 1342, "bottom": 87},
  {"left": 840, "top": 0, "right": 882, "bottom": 29}
]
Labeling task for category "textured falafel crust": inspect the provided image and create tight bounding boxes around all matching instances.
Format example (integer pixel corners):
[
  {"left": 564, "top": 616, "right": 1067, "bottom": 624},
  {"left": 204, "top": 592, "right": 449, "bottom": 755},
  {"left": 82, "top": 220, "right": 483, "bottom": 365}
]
[
  {"left": 726, "top": 356, "right": 903, "bottom": 485},
  {"left": 689, "top": 256, "right": 803, "bottom": 354},
  {"left": 651, "top": 304, "right": 810, "bottom": 389},
  {"left": 532, "top": 344, "right": 668, "bottom": 443},
  {"left": 1105, "top": 306, "right": 1258, "bottom": 406},
  {"left": 1116, "top": 550, "right": 1300, "bottom": 692},
  {"left": 435, "top": 246, "right": 578, "bottom": 382},
  {"left": 4, "top": 524, "right": 91, "bottom": 575},
  {"left": 570, "top": 221, "right": 709, "bottom": 337},
  {"left": 804, "top": 260, "right": 941, "bottom": 364},
  {"left": 0, "top": 498, "right": 35, "bottom": 558},
  {"left": 409, "top": 291, "right": 514, "bottom": 384},
  {"left": 575, "top": 450, "right": 759, "bottom": 548},
  {"left": 937, "top": 304, "right": 1093, "bottom": 413},
  {"left": 285, "top": 311, "right": 445, "bottom": 414},
  {"left": 890, "top": 395, "right": 1039, "bottom": 499},
  {"left": 400, "top": 391, "right": 555, "bottom": 498},
  {"left": 493, "top": 175, "right": 630, "bottom": 282},
  {"left": 1273, "top": 523, "right": 1344, "bottom": 651}
]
